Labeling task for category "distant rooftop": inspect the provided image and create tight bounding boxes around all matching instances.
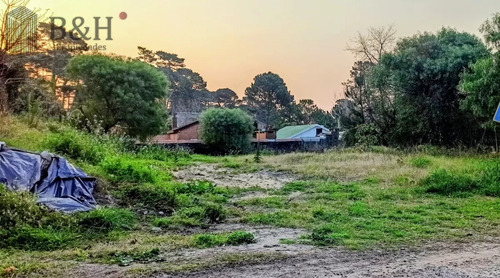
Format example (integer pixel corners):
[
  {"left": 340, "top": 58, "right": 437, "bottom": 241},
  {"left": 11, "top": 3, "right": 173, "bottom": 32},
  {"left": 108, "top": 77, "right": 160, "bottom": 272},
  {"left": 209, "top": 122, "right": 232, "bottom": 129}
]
[{"left": 277, "top": 124, "right": 319, "bottom": 139}]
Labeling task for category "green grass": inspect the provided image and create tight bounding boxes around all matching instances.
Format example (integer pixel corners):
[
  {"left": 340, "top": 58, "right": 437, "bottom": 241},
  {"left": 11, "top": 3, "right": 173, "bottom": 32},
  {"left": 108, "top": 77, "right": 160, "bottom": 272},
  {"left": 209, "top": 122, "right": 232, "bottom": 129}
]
[
  {"left": 5, "top": 115, "right": 500, "bottom": 276},
  {"left": 194, "top": 231, "right": 255, "bottom": 248}
]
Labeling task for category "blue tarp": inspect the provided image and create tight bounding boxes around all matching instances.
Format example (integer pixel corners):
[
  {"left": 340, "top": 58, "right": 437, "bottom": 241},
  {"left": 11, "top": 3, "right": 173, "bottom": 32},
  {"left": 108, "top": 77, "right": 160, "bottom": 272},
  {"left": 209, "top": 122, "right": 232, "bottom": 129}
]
[{"left": 0, "top": 142, "right": 96, "bottom": 213}]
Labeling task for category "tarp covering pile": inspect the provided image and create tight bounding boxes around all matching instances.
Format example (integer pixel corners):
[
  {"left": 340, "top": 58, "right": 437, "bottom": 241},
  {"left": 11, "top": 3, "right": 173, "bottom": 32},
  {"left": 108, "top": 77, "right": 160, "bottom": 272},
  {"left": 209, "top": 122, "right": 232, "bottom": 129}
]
[{"left": 0, "top": 142, "right": 96, "bottom": 213}]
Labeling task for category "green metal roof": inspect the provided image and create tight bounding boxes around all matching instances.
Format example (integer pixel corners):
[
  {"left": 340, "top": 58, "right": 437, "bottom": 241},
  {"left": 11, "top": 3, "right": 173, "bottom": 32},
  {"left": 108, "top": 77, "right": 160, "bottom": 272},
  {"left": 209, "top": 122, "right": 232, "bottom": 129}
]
[{"left": 277, "top": 125, "right": 317, "bottom": 139}]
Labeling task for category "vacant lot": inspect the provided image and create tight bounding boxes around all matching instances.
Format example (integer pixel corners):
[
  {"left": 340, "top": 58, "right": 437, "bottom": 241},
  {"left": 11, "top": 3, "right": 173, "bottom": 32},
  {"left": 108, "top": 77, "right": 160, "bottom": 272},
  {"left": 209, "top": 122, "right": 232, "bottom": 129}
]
[{"left": 2, "top": 117, "right": 500, "bottom": 277}]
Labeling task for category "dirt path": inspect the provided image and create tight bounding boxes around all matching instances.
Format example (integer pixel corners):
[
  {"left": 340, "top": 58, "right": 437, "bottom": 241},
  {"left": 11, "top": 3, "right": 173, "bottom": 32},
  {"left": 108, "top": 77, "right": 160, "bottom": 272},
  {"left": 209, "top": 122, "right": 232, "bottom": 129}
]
[
  {"left": 173, "top": 164, "right": 297, "bottom": 189},
  {"left": 163, "top": 239, "right": 500, "bottom": 278}
]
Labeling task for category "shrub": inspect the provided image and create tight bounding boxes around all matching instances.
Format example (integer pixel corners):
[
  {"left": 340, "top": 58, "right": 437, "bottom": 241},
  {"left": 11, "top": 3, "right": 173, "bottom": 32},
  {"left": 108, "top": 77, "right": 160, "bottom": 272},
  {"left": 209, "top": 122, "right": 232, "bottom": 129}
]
[
  {"left": 100, "top": 157, "right": 156, "bottom": 183},
  {"left": 421, "top": 169, "right": 478, "bottom": 195},
  {"left": 44, "top": 129, "right": 106, "bottom": 164},
  {"left": 200, "top": 108, "right": 254, "bottom": 154},
  {"left": 202, "top": 203, "right": 227, "bottom": 223},
  {"left": 78, "top": 208, "right": 137, "bottom": 232},
  {"left": 0, "top": 187, "right": 71, "bottom": 230},
  {"left": 225, "top": 231, "right": 255, "bottom": 245}
]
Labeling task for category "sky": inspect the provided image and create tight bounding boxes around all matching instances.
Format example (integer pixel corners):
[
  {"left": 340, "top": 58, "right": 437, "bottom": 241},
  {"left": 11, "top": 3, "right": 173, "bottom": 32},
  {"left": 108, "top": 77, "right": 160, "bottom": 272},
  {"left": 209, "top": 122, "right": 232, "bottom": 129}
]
[{"left": 25, "top": 0, "right": 500, "bottom": 110}]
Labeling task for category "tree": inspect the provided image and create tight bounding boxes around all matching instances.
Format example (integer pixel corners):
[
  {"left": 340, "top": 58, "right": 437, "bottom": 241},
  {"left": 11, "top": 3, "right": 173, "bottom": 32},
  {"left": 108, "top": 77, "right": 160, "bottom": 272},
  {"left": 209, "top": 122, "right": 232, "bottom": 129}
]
[
  {"left": 380, "top": 28, "right": 488, "bottom": 145},
  {"left": 459, "top": 14, "right": 500, "bottom": 147},
  {"left": 213, "top": 88, "right": 238, "bottom": 108},
  {"left": 244, "top": 72, "right": 294, "bottom": 128},
  {"left": 200, "top": 108, "right": 254, "bottom": 153},
  {"left": 341, "top": 26, "right": 397, "bottom": 145},
  {"left": 66, "top": 55, "right": 168, "bottom": 139},
  {"left": 0, "top": 0, "right": 48, "bottom": 111},
  {"left": 480, "top": 12, "right": 500, "bottom": 51},
  {"left": 346, "top": 25, "right": 397, "bottom": 64},
  {"left": 460, "top": 56, "right": 500, "bottom": 128},
  {"left": 137, "top": 47, "right": 238, "bottom": 115}
]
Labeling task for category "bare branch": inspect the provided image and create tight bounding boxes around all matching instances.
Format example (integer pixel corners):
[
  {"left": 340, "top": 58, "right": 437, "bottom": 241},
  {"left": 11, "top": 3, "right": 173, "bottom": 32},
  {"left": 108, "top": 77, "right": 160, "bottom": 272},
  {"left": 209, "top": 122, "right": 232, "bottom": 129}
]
[{"left": 346, "top": 25, "right": 397, "bottom": 63}]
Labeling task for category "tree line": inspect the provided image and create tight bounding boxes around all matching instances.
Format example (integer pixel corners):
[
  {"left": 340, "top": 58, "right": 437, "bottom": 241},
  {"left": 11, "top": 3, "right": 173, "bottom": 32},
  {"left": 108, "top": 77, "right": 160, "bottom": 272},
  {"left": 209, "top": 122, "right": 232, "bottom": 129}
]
[
  {"left": 0, "top": 0, "right": 335, "bottom": 139},
  {"left": 334, "top": 13, "right": 500, "bottom": 149}
]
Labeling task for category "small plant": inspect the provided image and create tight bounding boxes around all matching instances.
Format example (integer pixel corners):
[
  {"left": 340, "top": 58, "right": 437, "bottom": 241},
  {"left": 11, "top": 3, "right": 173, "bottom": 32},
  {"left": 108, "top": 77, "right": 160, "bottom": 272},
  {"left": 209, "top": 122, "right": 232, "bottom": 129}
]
[
  {"left": 202, "top": 203, "right": 227, "bottom": 223},
  {"left": 225, "top": 231, "right": 255, "bottom": 245},
  {"left": 254, "top": 143, "right": 262, "bottom": 163}
]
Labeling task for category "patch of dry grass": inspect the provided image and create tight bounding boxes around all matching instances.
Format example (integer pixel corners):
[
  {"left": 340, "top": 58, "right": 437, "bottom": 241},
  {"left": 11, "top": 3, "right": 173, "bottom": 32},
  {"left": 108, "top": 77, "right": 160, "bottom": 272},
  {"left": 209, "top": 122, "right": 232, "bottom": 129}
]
[{"left": 262, "top": 149, "right": 428, "bottom": 184}]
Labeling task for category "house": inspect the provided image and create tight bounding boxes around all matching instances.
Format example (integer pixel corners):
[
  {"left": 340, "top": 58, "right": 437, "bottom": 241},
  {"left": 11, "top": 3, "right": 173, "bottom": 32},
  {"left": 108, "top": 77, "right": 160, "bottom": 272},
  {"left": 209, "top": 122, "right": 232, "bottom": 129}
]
[
  {"left": 152, "top": 121, "right": 201, "bottom": 143},
  {"left": 277, "top": 124, "right": 331, "bottom": 142}
]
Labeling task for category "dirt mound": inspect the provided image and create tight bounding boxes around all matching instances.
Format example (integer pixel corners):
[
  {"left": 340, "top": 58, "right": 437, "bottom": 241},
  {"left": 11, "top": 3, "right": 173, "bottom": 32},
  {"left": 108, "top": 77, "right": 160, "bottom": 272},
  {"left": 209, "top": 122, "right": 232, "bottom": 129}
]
[{"left": 173, "top": 164, "right": 297, "bottom": 189}]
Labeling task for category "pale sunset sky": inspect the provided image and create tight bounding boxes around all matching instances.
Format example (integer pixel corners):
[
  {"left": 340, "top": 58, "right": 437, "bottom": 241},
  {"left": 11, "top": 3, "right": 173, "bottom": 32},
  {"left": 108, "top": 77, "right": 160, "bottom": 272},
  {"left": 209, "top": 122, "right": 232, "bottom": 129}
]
[{"left": 27, "top": 0, "right": 500, "bottom": 110}]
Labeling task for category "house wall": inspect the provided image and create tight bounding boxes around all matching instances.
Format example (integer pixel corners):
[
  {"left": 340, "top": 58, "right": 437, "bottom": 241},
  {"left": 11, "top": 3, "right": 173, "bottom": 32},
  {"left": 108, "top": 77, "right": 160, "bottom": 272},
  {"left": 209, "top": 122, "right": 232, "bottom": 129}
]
[{"left": 177, "top": 124, "right": 200, "bottom": 140}]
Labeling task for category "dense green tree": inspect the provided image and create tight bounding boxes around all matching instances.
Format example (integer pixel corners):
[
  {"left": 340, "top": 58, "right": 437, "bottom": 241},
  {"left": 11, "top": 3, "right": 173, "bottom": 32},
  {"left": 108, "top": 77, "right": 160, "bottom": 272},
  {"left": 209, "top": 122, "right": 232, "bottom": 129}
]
[
  {"left": 378, "top": 28, "right": 488, "bottom": 145},
  {"left": 213, "top": 88, "right": 238, "bottom": 108},
  {"left": 244, "top": 72, "right": 294, "bottom": 128},
  {"left": 458, "top": 14, "right": 500, "bottom": 147},
  {"left": 137, "top": 47, "right": 238, "bottom": 114},
  {"left": 460, "top": 57, "right": 500, "bottom": 130},
  {"left": 200, "top": 108, "right": 254, "bottom": 153},
  {"left": 67, "top": 55, "right": 168, "bottom": 139}
]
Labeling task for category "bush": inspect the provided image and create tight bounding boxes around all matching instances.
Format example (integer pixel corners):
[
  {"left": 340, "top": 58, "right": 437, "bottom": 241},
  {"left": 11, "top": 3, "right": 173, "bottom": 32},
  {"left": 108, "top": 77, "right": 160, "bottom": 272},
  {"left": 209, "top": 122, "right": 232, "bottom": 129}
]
[
  {"left": 200, "top": 108, "right": 254, "bottom": 154},
  {"left": 202, "top": 203, "right": 226, "bottom": 223},
  {"left": 44, "top": 129, "right": 107, "bottom": 164},
  {"left": 225, "top": 231, "right": 255, "bottom": 245},
  {"left": 78, "top": 208, "right": 137, "bottom": 232},
  {"left": 421, "top": 169, "right": 478, "bottom": 196},
  {"left": 0, "top": 187, "right": 71, "bottom": 230}
]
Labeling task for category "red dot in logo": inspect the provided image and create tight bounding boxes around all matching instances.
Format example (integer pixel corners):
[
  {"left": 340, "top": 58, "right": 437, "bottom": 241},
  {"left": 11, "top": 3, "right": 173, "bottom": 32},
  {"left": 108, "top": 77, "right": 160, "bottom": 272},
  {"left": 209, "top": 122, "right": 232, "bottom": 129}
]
[{"left": 119, "top": 12, "right": 127, "bottom": 20}]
